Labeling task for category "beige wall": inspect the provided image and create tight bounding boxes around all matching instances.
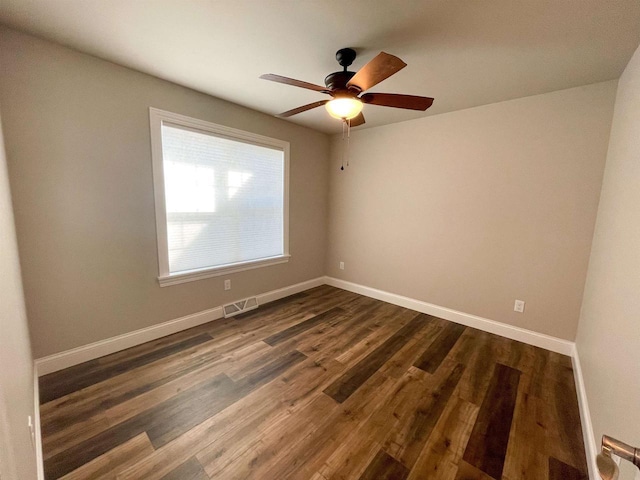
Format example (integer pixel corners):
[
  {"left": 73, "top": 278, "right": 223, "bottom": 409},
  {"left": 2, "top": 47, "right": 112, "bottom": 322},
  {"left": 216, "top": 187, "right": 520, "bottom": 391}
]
[
  {"left": 0, "top": 24, "right": 626, "bottom": 360},
  {"left": 0, "top": 27, "right": 329, "bottom": 358},
  {"left": 576, "top": 44, "right": 640, "bottom": 476},
  {"left": 0, "top": 114, "right": 38, "bottom": 478},
  {"left": 326, "top": 81, "right": 617, "bottom": 340}
]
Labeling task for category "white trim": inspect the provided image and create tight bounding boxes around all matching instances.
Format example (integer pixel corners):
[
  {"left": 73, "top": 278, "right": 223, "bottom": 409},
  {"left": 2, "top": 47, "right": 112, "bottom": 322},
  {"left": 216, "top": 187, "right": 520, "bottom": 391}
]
[
  {"left": 36, "top": 274, "right": 575, "bottom": 372},
  {"left": 37, "top": 274, "right": 576, "bottom": 375},
  {"left": 149, "top": 108, "right": 291, "bottom": 149},
  {"left": 323, "top": 276, "right": 575, "bottom": 355},
  {"left": 257, "top": 277, "right": 323, "bottom": 305},
  {"left": 36, "top": 306, "right": 223, "bottom": 376},
  {"left": 149, "top": 108, "right": 170, "bottom": 277},
  {"left": 148, "top": 107, "right": 290, "bottom": 286},
  {"left": 158, "top": 255, "right": 291, "bottom": 287},
  {"left": 33, "top": 365, "right": 44, "bottom": 480},
  {"left": 34, "top": 276, "right": 325, "bottom": 376},
  {"left": 571, "top": 345, "right": 598, "bottom": 480}
]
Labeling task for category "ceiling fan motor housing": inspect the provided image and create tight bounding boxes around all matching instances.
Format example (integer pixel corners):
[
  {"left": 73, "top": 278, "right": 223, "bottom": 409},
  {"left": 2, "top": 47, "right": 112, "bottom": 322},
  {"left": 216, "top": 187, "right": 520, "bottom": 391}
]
[{"left": 324, "top": 71, "right": 357, "bottom": 93}]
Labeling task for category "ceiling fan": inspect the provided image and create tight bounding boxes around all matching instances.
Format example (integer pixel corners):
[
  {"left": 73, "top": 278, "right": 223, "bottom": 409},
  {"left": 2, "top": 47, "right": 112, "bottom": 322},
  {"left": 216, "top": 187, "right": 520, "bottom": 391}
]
[{"left": 260, "top": 48, "right": 434, "bottom": 127}]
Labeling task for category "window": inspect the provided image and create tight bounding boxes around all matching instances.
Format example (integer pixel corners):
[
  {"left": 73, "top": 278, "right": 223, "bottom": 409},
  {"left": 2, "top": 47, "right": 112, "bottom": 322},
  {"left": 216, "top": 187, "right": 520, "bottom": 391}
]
[{"left": 149, "top": 108, "right": 289, "bottom": 286}]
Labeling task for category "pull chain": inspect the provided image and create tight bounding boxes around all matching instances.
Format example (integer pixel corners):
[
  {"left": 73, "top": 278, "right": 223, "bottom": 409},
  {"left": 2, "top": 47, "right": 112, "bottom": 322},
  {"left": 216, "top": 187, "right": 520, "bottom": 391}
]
[
  {"left": 340, "top": 118, "right": 352, "bottom": 171},
  {"left": 347, "top": 118, "right": 351, "bottom": 167},
  {"left": 340, "top": 119, "right": 345, "bottom": 170}
]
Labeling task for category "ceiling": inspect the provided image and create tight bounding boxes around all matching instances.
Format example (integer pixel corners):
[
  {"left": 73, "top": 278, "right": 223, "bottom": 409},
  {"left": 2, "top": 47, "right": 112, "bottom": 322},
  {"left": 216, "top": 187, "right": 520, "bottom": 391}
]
[{"left": 1, "top": 1, "right": 639, "bottom": 134}]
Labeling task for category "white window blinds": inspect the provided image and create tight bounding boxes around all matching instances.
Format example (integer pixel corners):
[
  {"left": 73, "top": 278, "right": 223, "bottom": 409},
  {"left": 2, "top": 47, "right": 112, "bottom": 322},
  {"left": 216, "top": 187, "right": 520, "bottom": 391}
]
[{"left": 160, "top": 123, "right": 285, "bottom": 275}]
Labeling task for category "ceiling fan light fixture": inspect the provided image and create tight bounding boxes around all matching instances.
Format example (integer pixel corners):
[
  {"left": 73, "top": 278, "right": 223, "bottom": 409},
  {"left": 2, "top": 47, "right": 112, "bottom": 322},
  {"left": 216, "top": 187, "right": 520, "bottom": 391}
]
[
  {"left": 262, "top": 48, "right": 433, "bottom": 127},
  {"left": 325, "top": 97, "right": 363, "bottom": 120}
]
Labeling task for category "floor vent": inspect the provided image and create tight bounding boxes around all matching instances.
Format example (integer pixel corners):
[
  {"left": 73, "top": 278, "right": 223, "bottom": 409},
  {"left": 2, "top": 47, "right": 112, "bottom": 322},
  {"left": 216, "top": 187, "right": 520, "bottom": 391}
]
[{"left": 223, "top": 296, "right": 259, "bottom": 318}]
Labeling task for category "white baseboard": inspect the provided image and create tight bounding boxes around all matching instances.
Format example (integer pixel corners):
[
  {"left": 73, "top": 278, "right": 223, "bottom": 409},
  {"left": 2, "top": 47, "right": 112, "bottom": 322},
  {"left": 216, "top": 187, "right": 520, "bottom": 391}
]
[
  {"left": 324, "top": 276, "right": 575, "bottom": 356},
  {"left": 571, "top": 345, "right": 598, "bottom": 480},
  {"left": 35, "top": 274, "right": 573, "bottom": 371},
  {"left": 256, "top": 276, "right": 324, "bottom": 305},
  {"left": 32, "top": 364, "right": 44, "bottom": 480},
  {"left": 35, "top": 276, "right": 325, "bottom": 376},
  {"left": 35, "top": 306, "right": 223, "bottom": 376}
]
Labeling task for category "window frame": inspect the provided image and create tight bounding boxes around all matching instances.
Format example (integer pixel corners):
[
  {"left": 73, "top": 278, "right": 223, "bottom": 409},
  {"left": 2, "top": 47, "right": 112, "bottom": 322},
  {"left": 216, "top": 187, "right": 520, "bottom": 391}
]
[{"left": 149, "top": 107, "right": 290, "bottom": 287}]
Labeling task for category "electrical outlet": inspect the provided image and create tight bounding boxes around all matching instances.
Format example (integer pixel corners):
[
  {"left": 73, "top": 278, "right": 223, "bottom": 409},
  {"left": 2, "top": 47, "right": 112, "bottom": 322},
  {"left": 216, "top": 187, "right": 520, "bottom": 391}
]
[
  {"left": 514, "top": 300, "right": 525, "bottom": 313},
  {"left": 224, "top": 279, "right": 231, "bottom": 291},
  {"left": 339, "top": 261, "right": 344, "bottom": 270}
]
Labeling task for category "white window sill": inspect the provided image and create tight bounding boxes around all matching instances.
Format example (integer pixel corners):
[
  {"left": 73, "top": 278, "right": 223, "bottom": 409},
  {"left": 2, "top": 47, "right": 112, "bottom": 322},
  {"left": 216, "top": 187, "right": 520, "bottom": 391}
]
[{"left": 158, "top": 254, "right": 291, "bottom": 287}]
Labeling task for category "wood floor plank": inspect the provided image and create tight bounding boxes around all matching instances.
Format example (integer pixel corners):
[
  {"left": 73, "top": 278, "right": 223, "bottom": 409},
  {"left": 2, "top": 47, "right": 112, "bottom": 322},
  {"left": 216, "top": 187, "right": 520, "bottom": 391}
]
[
  {"left": 117, "top": 396, "right": 285, "bottom": 479},
  {"left": 40, "top": 339, "right": 224, "bottom": 435},
  {"left": 455, "top": 460, "right": 496, "bottom": 480},
  {"left": 447, "top": 327, "right": 484, "bottom": 366},
  {"left": 59, "top": 433, "right": 154, "bottom": 480},
  {"left": 193, "top": 356, "right": 342, "bottom": 476},
  {"left": 198, "top": 287, "right": 355, "bottom": 353},
  {"left": 43, "top": 415, "right": 110, "bottom": 460},
  {"left": 462, "top": 363, "right": 521, "bottom": 479},
  {"left": 406, "top": 395, "right": 479, "bottom": 480},
  {"left": 105, "top": 343, "right": 267, "bottom": 426},
  {"left": 413, "top": 322, "right": 466, "bottom": 374},
  {"left": 378, "top": 317, "right": 444, "bottom": 379},
  {"left": 160, "top": 457, "right": 209, "bottom": 480},
  {"left": 263, "top": 306, "right": 346, "bottom": 346},
  {"left": 148, "top": 349, "right": 308, "bottom": 449},
  {"left": 39, "top": 286, "right": 589, "bottom": 480},
  {"left": 209, "top": 291, "right": 362, "bottom": 358},
  {"left": 258, "top": 371, "right": 399, "bottom": 479},
  {"left": 453, "top": 331, "right": 497, "bottom": 406},
  {"left": 44, "top": 373, "right": 234, "bottom": 479},
  {"left": 39, "top": 333, "right": 214, "bottom": 403},
  {"left": 119, "top": 355, "right": 342, "bottom": 480},
  {"left": 550, "top": 364, "right": 588, "bottom": 473},
  {"left": 319, "top": 434, "right": 384, "bottom": 480},
  {"left": 292, "top": 298, "right": 383, "bottom": 361},
  {"left": 242, "top": 287, "right": 357, "bottom": 328},
  {"left": 502, "top": 388, "right": 549, "bottom": 480},
  {"left": 384, "top": 362, "right": 466, "bottom": 469},
  {"left": 232, "top": 349, "right": 307, "bottom": 394},
  {"left": 323, "top": 313, "right": 431, "bottom": 403},
  {"left": 333, "top": 304, "right": 415, "bottom": 366},
  {"left": 199, "top": 394, "right": 336, "bottom": 479},
  {"left": 548, "top": 457, "right": 588, "bottom": 480},
  {"left": 96, "top": 323, "right": 217, "bottom": 365},
  {"left": 358, "top": 449, "right": 409, "bottom": 480},
  {"left": 317, "top": 371, "right": 426, "bottom": 480},
  {"left": 47, "top": 349, "right": 307, "bottom": 478}
]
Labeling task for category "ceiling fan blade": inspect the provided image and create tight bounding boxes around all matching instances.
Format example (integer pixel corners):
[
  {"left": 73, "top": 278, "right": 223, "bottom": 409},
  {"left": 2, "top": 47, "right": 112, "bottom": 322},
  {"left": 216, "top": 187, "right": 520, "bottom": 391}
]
[
  {"left": 350, "top": 112, "right": 365, "bottom": 127},
  {"left": 260, "top": 74, "right": 328, "bottom": 93},
  {"left": 346, "top": 52, "right": 407, "bottom": 92},
  {"left": 276, "top": 100, "right": 329, "bottom": 118},
  {"left": 361, "top": 93, "right": 434, "bottom": 111}
]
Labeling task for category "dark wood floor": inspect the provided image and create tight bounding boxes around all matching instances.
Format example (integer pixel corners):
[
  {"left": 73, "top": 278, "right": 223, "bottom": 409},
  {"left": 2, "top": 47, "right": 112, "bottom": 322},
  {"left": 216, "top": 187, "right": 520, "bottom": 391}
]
[{"left": 39, "top": 285, "right": 588, "bottom": 480}]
